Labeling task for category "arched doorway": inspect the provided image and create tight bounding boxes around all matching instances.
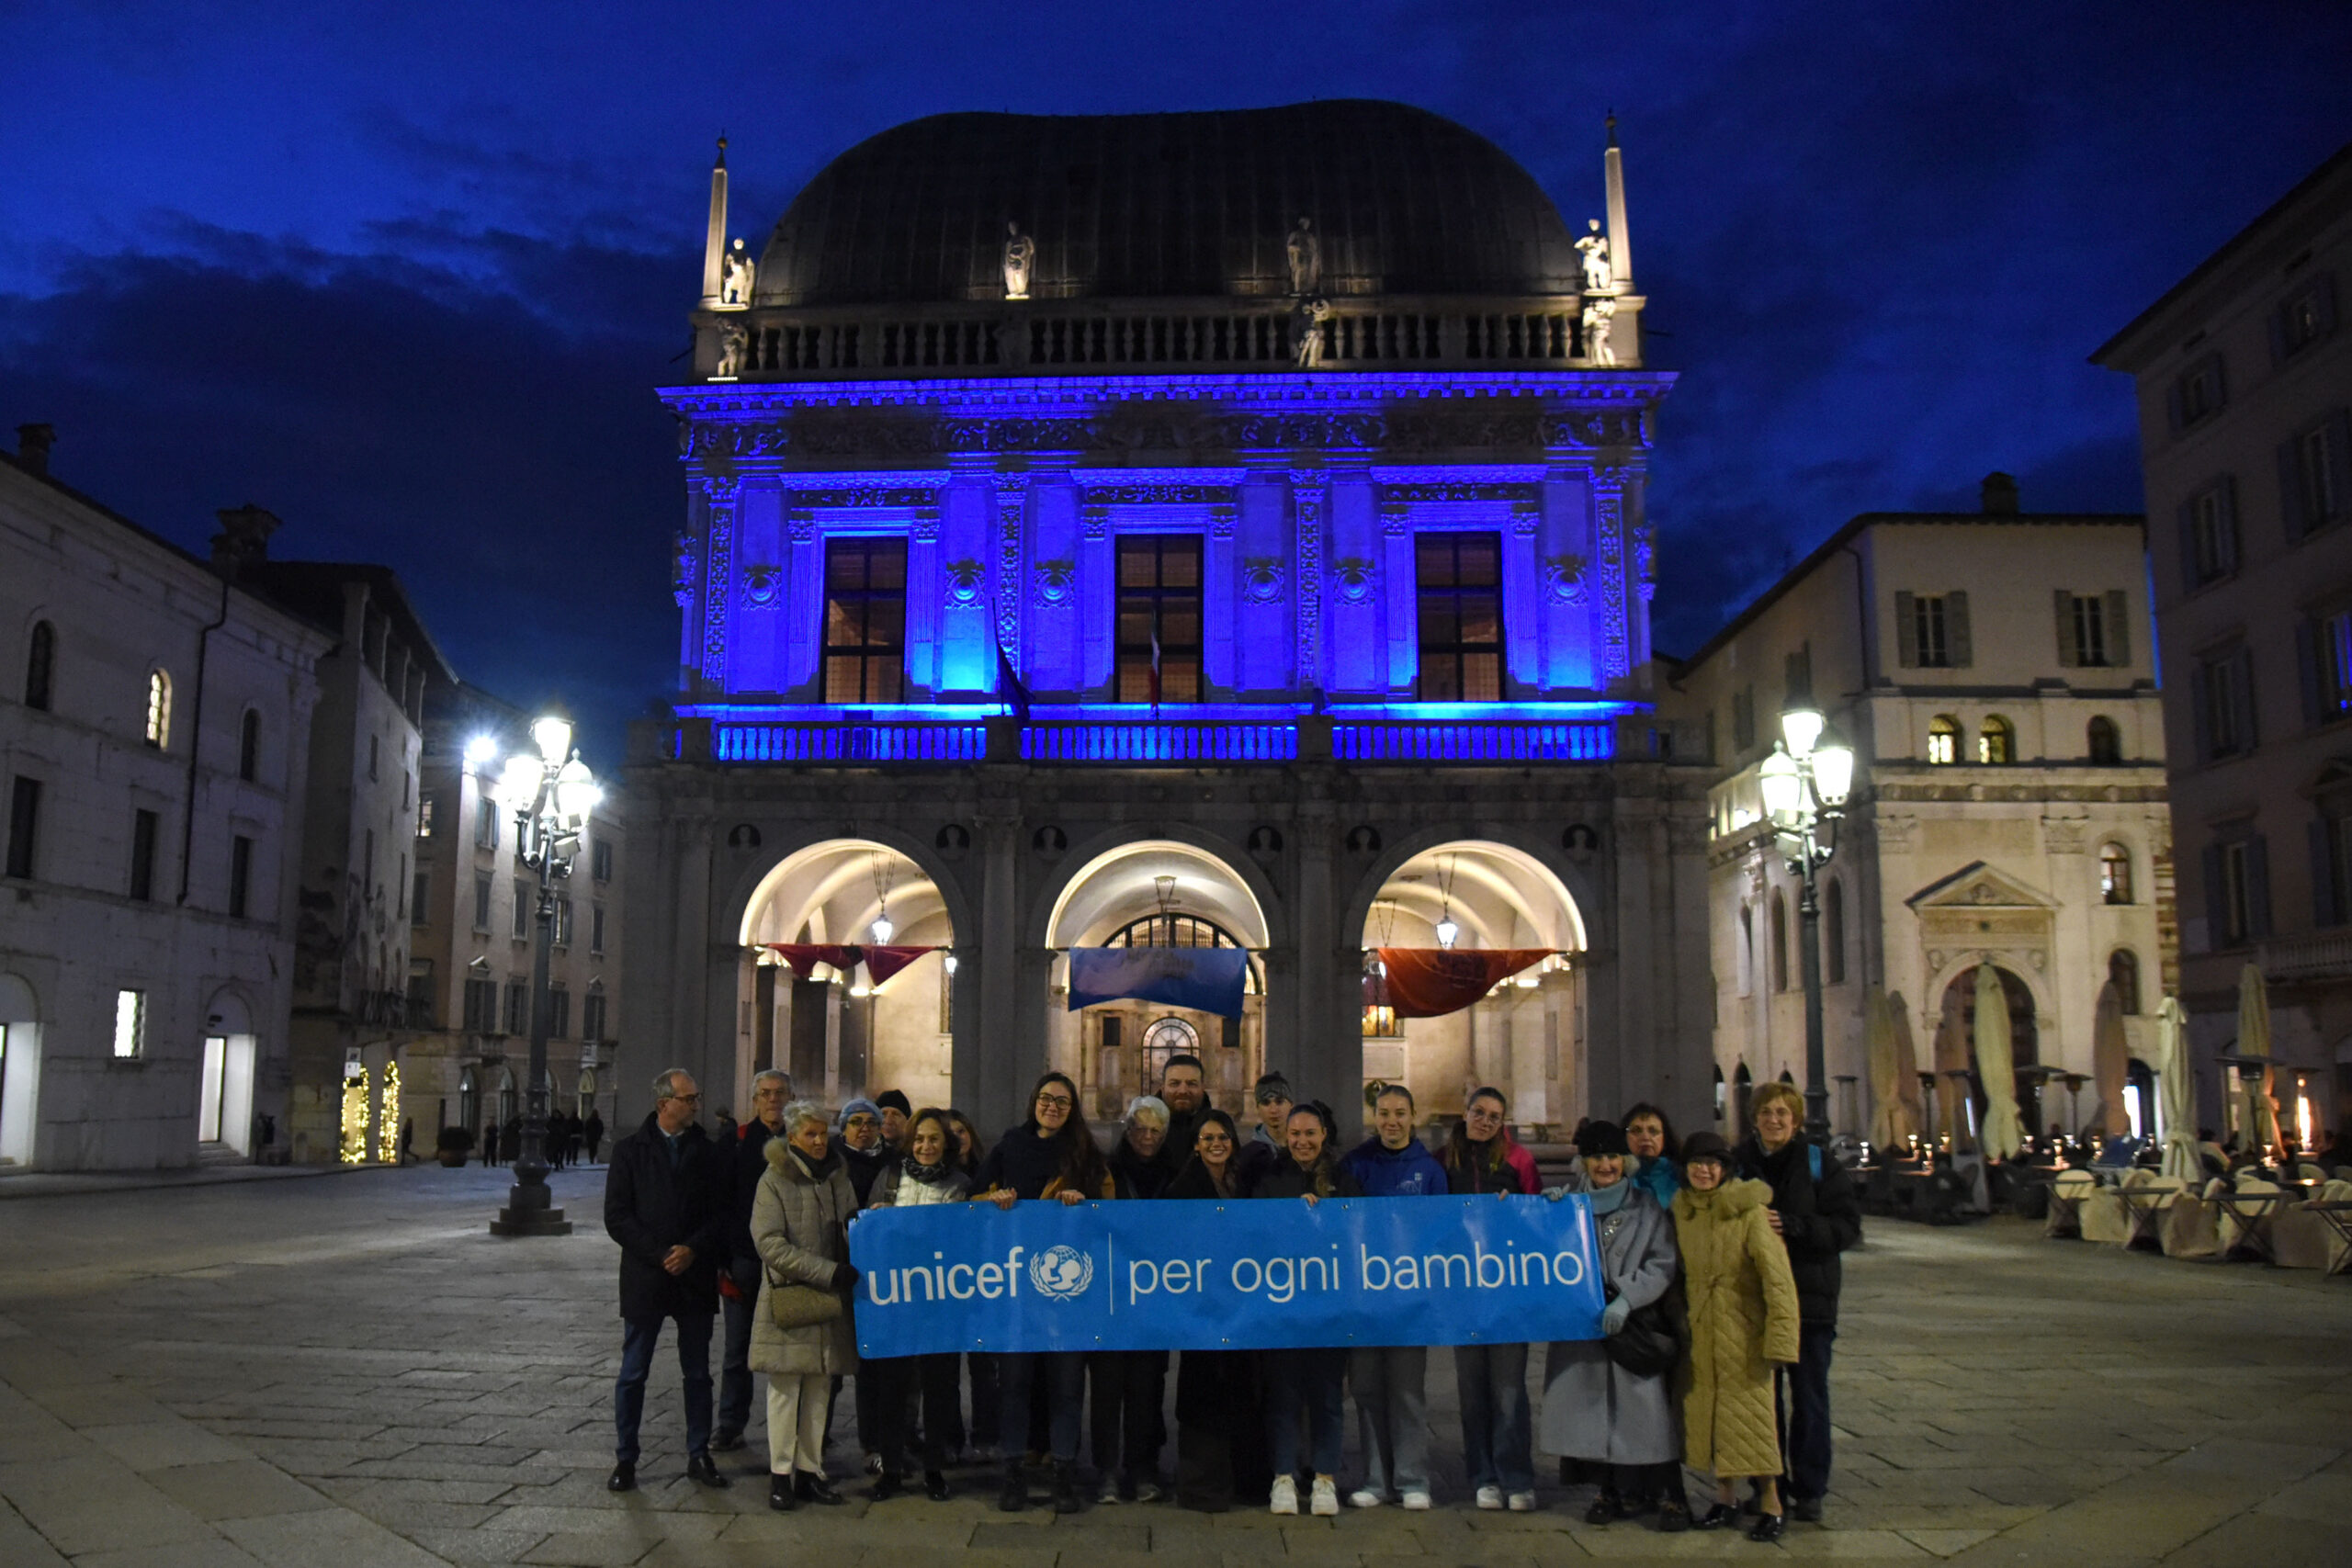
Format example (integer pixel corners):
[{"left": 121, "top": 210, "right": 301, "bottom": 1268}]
[
  {"left": 0, "top": 973, "right": 40, "bottom": 1167},
  {"left": 458, "top": 1067, "right": 481, "bottom": 1140},
  {"left": 1941, "top": 964, "right": 2041, "bottom": 1137},
  {"left": 497, "top": 1067, "right": 518, "bottom": 1127},
  {"left": 739, "top": 840, "right": 956, "bottom": 1110},
  {"left": 1359, "top": 840, "right": 1585, "bottom": 1126},
  {"left": 1046, "top": 840, "right": 1269, "bottom": 1122},
  {"left": 198, "top": 987, "right": 257, "bottom": 1156}
]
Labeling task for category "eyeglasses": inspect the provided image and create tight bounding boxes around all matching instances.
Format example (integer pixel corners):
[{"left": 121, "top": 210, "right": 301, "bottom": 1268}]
[
  {"left": 1035, "top": 1093, "right": 1073, "bottom": 1110},
  {"left": 845, "top": 1115, "right": 879, "bottom": 1128},
  {"left": 1196, "top": 1133, "right": 1233, "bottom": 1147}
]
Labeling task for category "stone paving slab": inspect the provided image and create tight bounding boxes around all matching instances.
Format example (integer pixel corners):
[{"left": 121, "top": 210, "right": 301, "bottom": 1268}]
[{"left": 0, "top": 1163, "right": 2346, "bottom": 1566}]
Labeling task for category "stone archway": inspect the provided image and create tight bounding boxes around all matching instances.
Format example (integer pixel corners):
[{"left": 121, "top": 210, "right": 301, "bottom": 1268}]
[
  {"left": 1938, "top": 963, "right": 2041, "bottom": 1139},
  {"left": 0, "top": 972, "right": 40, "bottom": 1168}
]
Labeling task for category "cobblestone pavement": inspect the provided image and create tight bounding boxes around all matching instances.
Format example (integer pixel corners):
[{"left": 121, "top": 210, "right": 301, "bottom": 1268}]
[{"left": 0, "top": 1162, "right": 2346, "bottom": 1566}]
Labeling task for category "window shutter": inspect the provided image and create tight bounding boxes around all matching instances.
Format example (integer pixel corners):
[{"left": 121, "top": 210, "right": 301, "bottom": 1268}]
[
  {"left": 2236, "top": 647, "right": 2259, "bottom": 749},
  {"left": 2190, "top": 659, "right": 2214, "bottom": 760},
  {"left": 2054, "top": 590, "right": 2079, "bottom": 667},
  {"left": 1894, "top": 591, "right": 1918, "bottom": 667},
  {"left": 2105, "top": 590, "right": 2130, "bottom": 666},
  {"left": 2311, "top": 818, "right": 2343, "bottom": 926},
  {"left": 1947, "top": 591, "right": 1973, "bottom": 667},
  {"left": 2247, "top": 835, "right": 2273, "bottom": 940},
  {"left": 2177, "top": 502, "right": 2202, "bottom": 592},
  {"left": 2201, "top": 843, "right": 2226, "bottom": 952},
  {"left": 2326, "top": 412, "right": 2352, "bottom": 523},
  {"left": 2218, "top": 475, "right": 2239, "bottom": 569},
  {"left": 2280, "top": 437, "right": 2309, "bottom": 539},
  {"left": 2298, "top": 618, "right": 2324, "bottom": 727}
]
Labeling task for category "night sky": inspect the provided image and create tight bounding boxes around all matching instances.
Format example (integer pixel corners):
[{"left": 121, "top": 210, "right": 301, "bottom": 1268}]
[{"left": 4, "top": 2, "right": 2346, "bottom": 765}]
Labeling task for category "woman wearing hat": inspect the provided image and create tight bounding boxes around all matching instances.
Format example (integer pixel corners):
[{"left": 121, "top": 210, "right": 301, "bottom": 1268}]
[
  {"left": 1671, "top": 1131, "right": 1800, "bottom": 1541},
  {"left": 1539, "top": 1119, "right": 1690, "bottom": 1530}
]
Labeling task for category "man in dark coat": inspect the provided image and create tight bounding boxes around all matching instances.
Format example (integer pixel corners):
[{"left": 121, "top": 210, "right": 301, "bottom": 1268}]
[
  {"left": 714, "top": 1068, "right": 792, "bottom": 1451},
  {"left": 1734, "top": 1082, "right": 1862, "bottom": 1525},
  {"left": 604, "top": 1068, "right": 731, "bottom": 1493},
  {"left": 583, "top": 1107, "right": 605, "bottom": 1163},
  {"left": 1157, "top": 1055, "right": 1209, "bottom": 1168}
]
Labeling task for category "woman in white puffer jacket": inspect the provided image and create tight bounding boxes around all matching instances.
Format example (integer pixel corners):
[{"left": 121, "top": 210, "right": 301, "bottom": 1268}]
[{"left": 855, "top": 1107, "right": 971, "bottom": 1502}]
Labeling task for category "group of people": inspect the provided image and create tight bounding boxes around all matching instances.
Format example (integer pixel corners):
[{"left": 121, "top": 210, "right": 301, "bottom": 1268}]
[
  {"left": 481, "top": 1106, "right": 605, "bottom": 1168},
  {"left": 603, "top": 1060, "right": 1859, "bottom": 1540}
]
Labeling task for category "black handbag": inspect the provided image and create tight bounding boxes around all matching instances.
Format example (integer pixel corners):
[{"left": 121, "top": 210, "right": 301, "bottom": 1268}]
[{"left": 1601, "top": 1276, "right": 1687, "bottom": 1377}]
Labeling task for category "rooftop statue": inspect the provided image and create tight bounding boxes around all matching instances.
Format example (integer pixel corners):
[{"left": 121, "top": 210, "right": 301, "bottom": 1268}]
[
  {"left": 713, "top": 322, "right": 748, "bottom": 378},
  {"left": 1295, "top": 297, "right": 1330, "bottom": 368},
  {"left": 1002, "top": 221, "right": 1035, "bottom": 300},
  {"left": 1581, "top": 294, "right": 1616, "bottom": 367},
  {"left": 1576, "top": 219, "right": 1613, "bottom": 295},
  {"left": 719, "top": 239, "right": 755, "bottom": 307},
  {"left": 1285, "top": 216, "right": 1321, "bottom": 296}
]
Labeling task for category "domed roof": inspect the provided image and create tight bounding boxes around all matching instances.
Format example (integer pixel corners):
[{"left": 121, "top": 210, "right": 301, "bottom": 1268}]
[{"left": 755, "top": 100, "right": 1581, "bottom": 308}]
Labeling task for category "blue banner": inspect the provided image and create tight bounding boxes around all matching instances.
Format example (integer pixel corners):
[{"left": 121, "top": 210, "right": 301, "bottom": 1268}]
[
  {"left": 1066, "top": 946, "right": 1249, "bottom": 1018},
  {"left": 847, "top": 1194, "right": 1604, "bottom": 1356}
]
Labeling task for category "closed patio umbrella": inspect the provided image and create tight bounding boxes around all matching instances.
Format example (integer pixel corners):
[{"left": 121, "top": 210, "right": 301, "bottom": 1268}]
[
  {"left": 2235, "top": 964, "right": 2281, "bottom": 1158},
  {"left": 2092, "top": 980, "right": 2132, "bottom": 1139},
  {"left": 1973, "top": 964, "right": 2024, "bottom": 1161},
  {"left": 1887, "top": 988, "right": 1926, "bottom": 1146},
  {"left": 1934, "top": 983, "right": 1972, "bottom": 1148},
  {"left": 1866, "top": 988, "right": 1918, "bottom": 1149},
  {"left": 2155, "top": 997, "right": 2200, "bottom": 1182}
]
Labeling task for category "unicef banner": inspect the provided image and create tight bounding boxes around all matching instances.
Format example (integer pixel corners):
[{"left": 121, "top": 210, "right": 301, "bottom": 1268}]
[{"left": 847, "top": 1194, "right": 1605, "bottom": 1357}]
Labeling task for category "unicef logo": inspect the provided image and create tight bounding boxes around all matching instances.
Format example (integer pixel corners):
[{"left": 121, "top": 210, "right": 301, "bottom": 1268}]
[{"left": 1027, "top": 1244, "right": 1094, "bottom": 1301}]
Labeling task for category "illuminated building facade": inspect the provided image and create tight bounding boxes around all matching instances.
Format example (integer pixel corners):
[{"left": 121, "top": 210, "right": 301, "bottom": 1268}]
[{"left": 622, "top": 101, "right": 1714, "bottom": 1135}]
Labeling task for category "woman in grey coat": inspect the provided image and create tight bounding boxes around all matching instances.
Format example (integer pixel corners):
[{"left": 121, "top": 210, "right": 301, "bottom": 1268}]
[
  {"left": 750, "top": 1100, "right": 860, "bottom": 1512},
  {"left": 1540, "top": 1120, "right": 1690, "bottom": 1530}
]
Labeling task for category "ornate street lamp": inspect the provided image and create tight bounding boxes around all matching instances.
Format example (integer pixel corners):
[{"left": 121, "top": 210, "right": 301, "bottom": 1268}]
[
  {"left": 1759, "top": 703, "right": 1855, "bottom": 1142},
  {"left": 489, "top": 715, "right": 599, "bottom": 1237}
]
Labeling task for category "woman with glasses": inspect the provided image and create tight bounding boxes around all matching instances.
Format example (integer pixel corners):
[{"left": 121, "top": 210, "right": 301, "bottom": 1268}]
[
  {"left": 973, "top": 1071, "right": 1114, "bottom": 1514},
  {"left": 1166, "top": 1109, "right": 1272, "bottom": 1511},
  {"left": 1441, "top": 1087, "right": 1542, "bottom": 1512},
  {"left": 1092, "top": 1096, "right": 1174, "bottom": 1503},
  {"left": 1623, "top": 1102, "right": 1683, "bottom": 1209},
  {"left": 856, "top": 1107, "right": 971, "bottom": 1504},
  {"left": 1251, "top": 1100, "right": 1362, "bottom": 1517}
]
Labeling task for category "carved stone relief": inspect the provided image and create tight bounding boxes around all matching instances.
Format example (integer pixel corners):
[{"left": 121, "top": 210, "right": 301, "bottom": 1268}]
[
  {"left": 1241, "top": 557, "right": 1286, "bottom": 604},
  {"left": 944, "top": 558, "right": 986, "bottom": 605},
  {"left": 741, "top": 564, "right": 781, "bottom": 607}
]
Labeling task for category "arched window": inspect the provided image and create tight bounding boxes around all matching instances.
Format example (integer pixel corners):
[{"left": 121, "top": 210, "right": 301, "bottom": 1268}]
[
  {"left": 1737, "top": 905, "right": 1755, "bottom": 996},
  {"left": 1733, "top": 1062, "right": 1755, "bottom": 1132},
  {"left": 24, "top": 622, "right": 54, "bottom": 711},
  {"left": 2099, "top": 842, "right": 2133, "bottom": 905},
  {"left": 144, "top": 669, "right": 172, "bottom": 749},
  {"left": 1824, "top": 877, "right": 1847, "bottom": 985},
  {"left": 1928, "top": 715, "right": 1961, "bottom": 765},
  {"left": 2086, "top": 716, "right": 2121, "bottom": 764},
  {"left": 458, "top": 1067, "right": 480, "bottom": 1135},
  {"left": 2108, "top": 949, "right": 2143, "bottom": 1015},
  {"left": 1977, "top": 715, "right": 2014, "bottom": 764},
  {"left": 1106, "top": 911, "right": 1262, "bottom": 993},
  {"left": 1713, "top": 1063, "right": 1726, "bottom": 1122},
  {"left": 238, "top": 710, "right": 261, "bottom": 782},
  {"left": 1770, "top": 890, "right": 1790, "bottom": 992}
]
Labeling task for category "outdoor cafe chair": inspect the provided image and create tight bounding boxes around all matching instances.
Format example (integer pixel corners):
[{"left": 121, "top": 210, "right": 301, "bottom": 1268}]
[{"left": 2044, "top": 1168, "right": 2097, "bottom": 1240}]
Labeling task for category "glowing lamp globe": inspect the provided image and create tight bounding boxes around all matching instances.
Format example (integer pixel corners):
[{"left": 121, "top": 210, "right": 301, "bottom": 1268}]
[
  {"left": 1434, "top": 916, "right": 1460, "bottom": 950},
  {"left": 553, "top": 754, "right": 598, "bottom": 829},
  {"left": 1779, "top": 705, "right": 1825, "bottom": 760},
  {"left": 1812, "top": 734, "right": 1856, "bottom": 808},
  {"left": 869, "top": 914, "right": 895, "bottom": 945},
  {"left": 497, "top": 754, "right": 543, "bottom": 808},
  {"left": 1758, "top": 746, "right": 1804, "bottom": 826}
]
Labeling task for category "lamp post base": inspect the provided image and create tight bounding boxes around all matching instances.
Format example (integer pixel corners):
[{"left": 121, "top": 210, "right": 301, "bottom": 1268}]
[{"left": 490, "top": 1179, "right": 573, "bottom": 1237}]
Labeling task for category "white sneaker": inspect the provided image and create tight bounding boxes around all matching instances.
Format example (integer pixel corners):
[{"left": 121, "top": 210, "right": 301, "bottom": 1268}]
[
  {"left": 1310, "top": 1476, "right": 1340, "bottom": 1516},
  {"left": 1507, "top": 1490, "right": 1538, "bottom": 1512},
  {"left": 1476, "top": 1484, "right": 1504, "bottom": 1511},
  {"left": 1401, "top": 1490, "right": 1432, "bottom": 1511},
  {"left": 1269, "top": 1474, "right": 1298, "bottom": 1516},
  {"left": 1348, "top": 1488, "right": 1384, "bottom": 1509}
]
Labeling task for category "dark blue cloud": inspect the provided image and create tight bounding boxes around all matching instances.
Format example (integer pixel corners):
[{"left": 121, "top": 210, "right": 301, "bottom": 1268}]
[{"left": 1, "top": 0, "right": 2346, "bottom": 737}]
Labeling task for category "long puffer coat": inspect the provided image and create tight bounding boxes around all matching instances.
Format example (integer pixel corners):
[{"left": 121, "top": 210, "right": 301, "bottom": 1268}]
[
  {"left": 1671, "top": 1177, "right": 1801, "bottom": 1479},
  {"left": 748, "top": 1138, "right": 859, "bottom": 1377}
]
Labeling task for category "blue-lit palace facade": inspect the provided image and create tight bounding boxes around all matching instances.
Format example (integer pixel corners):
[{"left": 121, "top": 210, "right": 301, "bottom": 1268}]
[{"left": 622, "top": 102, "right": 1716, "bottom": 1137}]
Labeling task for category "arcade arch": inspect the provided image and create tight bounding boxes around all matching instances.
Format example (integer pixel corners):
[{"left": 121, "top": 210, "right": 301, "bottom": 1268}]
[
  {"left": 1045, "top": 839, "right": 1270, "bottom": 1121},
  {"left": 0, "top": 973, "right": 39, "bottom": 1167},
  {"left": 738, "top": 839, "right": 957, "bottom": 1111},
  {"left": 1358, "top": 840, "right": 1585, "bottom": 1126},
  {"left": 198, "top": 986, "right": 257, "bottom": 1155}
]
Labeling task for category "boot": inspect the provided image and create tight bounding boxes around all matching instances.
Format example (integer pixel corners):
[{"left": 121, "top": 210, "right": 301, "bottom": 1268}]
[
  {"left": 1052, "top": 1460, "right": 1083, "bottom": 1514},
  {"left": 998, "top": 1461, "right": 1029, "bottom": 1512}
]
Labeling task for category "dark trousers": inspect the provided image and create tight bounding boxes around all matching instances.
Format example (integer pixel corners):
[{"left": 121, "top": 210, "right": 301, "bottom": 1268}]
[
  {"left": 872, "top": 1354, "right": 959, "bottom": 1473},
  {"left": 1264, "top": 1348, "right": 1347, "bottom": 1477},
  {"left": 1089, "top": 1349, "right": 1169, "bottom": 1479},
  {"left": 717, "top": 1290, "right": 756, "bottom": 1437},
  {"left": 957, "top": 1352, "right": 999, "bottom": 1453},
  {"left": 999, "top": 1351, "right": 1085, "bottom": 1463},
  {"left": 1777, "top": 1322, "right": 1837, "bottom": 1502},
  {"left": 614, "top": 1311, "right": 714, "bottom": 1464}
]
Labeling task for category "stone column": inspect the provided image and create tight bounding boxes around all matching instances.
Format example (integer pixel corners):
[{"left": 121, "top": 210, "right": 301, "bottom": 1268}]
[
  {"left": 1290, "top": 469, "right": 1325, "bottom": 693},
  {"left": 698, "top": 476, "right": 741, "bottom": 692},
  {"left": 974, "top": 806, "right": 1024, "bottom": 1132}
]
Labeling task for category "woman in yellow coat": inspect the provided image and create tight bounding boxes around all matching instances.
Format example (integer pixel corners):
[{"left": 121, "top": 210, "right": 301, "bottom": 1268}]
[{"left": 1670, "top": 1131, "right": 1802, "bottom": 1542}]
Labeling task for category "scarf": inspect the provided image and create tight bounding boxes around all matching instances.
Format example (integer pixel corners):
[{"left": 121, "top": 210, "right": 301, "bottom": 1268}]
[
  {"left": 902, "top": 1152, "right": 953, "bottom": 1187},
  {"left": 789, "top": 1143, "right": 842, "bottom": 1180},
  {"left": 1588, "top": 1178, "right": 1632, "bottom": 1215}
]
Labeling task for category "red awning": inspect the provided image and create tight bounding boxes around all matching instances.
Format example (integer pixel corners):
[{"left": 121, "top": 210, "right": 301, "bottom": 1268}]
[
  {"left": 1374, "top": 948, "right": 1553, "bottom": 1019},
  {"left": 759, "top": 942, "right": 940, "bottom": 990}
]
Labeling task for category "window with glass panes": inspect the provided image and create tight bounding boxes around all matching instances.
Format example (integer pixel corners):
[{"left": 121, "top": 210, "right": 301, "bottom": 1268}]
[
  {"left": 1116, "top": 536, "right": 1203, "bottom": 703},
  {"left": 822, "top": 537, "right": 907, "bottom": 703},
  {"left": 1416, "top": 533, "right": 1504, "bottom": 700}
]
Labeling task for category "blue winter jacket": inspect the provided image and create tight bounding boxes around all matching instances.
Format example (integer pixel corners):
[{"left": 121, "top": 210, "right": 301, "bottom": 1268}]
[{"left": 1341, "top": 1134, "right": 1449, "bottom": 1198}]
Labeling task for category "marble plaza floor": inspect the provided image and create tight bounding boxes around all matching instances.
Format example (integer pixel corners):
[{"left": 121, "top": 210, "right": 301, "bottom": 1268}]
[{"left": 0, "top": 1162, "right": 2346, "bottom": 1567}]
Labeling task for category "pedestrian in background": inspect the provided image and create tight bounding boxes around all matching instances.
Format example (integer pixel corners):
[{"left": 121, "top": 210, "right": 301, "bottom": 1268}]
[
  {"left": 1341, "top": 1084, "right": 1447, "bottom": 1512},
  {"left": 481, "top": 1120, "right": 499, "bottom": 1167},
  {"left": 749, "top": 1100, "right": 859, "bottom": 1512},
  {"left": 1442, "top": 1086, "right": 1541, "bottom": 1512},
  {"left": 1735, "top": 1082, "right": 1860, "bottom": 1526},
  {"left": 1253, "top": 1100, "right": 1361, "bottom": 1518},
  {"left": 1672, "top": 1131, "right": 1799, "bottom": 1541},
  {"left": 1541, "top": 1120, "right": 1688, "bottom": 1530},
  {"left": 583, "top": 1107, "right": 605, "bottom": 1164},
  {"left": 603, "top": 1068, "right": 730, "bottom": 1495}
]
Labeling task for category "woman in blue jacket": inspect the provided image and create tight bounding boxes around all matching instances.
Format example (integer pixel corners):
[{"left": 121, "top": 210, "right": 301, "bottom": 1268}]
[{"left": 1339, "top": 1084, "right": 1449, "bottom": 1510}]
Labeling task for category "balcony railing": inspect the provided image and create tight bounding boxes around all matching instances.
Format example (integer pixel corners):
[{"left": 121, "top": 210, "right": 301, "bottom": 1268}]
[
  {"left": 2256, "top": 930, "right": 2352, "bottom": 983},
  {"left": 696, "top": 714, "right": 1617, "bottom": 766}
]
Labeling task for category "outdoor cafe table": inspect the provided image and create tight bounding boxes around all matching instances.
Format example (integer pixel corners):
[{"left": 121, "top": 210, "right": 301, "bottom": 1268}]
[
  {"left": 2307, "top": 1200, "right": 2352, "bottom": 1276},
  {"left": 2211, "top": 1189, "right": 2289, "bottom": 1264}
]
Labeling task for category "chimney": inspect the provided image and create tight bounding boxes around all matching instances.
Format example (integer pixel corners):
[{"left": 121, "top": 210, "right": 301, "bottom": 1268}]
[
  {"left": 1980, "top": 471, "right": 2019, "bottom": 515},
  {"left": 15, "top": 423, "right": 54, "bottom": 476},
  {"left": 210, "top": 504, "right": 281, "bottom": 581}
]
